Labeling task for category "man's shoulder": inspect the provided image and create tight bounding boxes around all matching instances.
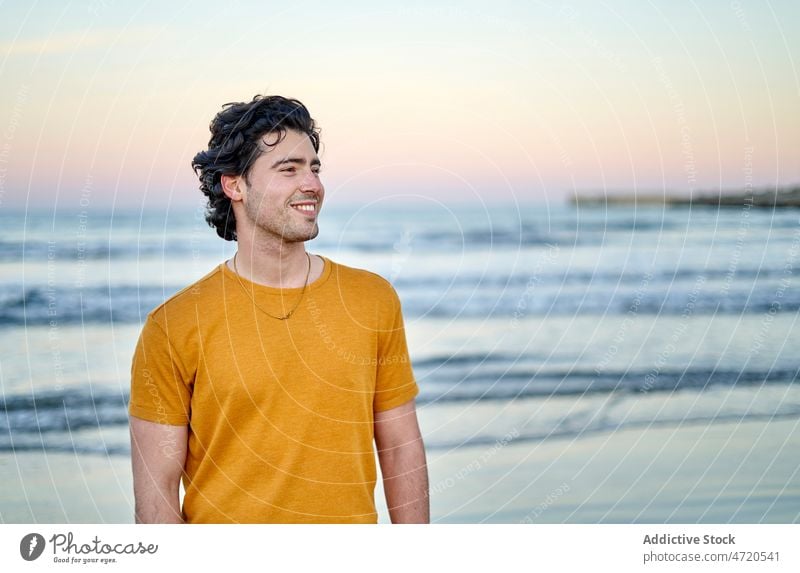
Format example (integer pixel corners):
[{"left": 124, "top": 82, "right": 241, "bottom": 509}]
[
  {"left": 328, "top": 259, "right": 398, "bottom": 297},
  {"left": 325, "top": 259, "right": 403, "bottom": 323},
  {"left": 147, "top": 264, "right": 225, "bottom": 326}
]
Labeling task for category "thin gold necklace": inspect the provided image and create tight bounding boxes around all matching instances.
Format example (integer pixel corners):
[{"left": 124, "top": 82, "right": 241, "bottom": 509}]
[{"left": 232, "top": 252, "right": 312, "bottom": 320}]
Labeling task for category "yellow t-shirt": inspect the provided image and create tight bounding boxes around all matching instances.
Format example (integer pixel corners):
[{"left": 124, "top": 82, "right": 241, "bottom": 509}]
[{"left": 128, "top": 257, "right": 418, "bottom": 523}]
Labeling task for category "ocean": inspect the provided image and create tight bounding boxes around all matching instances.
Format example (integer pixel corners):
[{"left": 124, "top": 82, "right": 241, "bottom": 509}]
[{"left": 1, "top": 200, "right": 799, "bottom": 495}]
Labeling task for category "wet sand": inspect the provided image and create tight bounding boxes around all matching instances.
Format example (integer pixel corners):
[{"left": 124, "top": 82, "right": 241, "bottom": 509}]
[{"left": 419, "top": 417, "right": 800, "bottom": 523}]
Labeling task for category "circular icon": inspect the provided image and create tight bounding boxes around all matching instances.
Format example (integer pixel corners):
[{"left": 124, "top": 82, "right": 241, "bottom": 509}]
[{"left": 20, "top": 533, "right": 46, "bottom": 561}]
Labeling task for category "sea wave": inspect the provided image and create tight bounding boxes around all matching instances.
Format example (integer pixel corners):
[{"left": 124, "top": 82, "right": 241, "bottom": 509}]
[
  {"left": 1, "top": 366, "right": 796, "bottom": 454},
  {"left": 1, "top": 271, "right": 798, "bottom": 326}
]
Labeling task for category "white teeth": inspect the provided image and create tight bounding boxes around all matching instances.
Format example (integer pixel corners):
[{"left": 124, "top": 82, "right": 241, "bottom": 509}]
[{"left": 293, "top": 204, "right": 315, "bottom": 212}]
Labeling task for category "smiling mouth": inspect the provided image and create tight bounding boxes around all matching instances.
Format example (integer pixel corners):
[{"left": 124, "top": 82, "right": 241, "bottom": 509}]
[{"left": 290, "top": 202, "right": 317, "bottom": 215}]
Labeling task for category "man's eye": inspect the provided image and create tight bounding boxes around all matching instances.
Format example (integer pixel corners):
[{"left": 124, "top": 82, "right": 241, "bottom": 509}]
[{"left": 281, "top": 167, "right": 296, "bottom": 173}]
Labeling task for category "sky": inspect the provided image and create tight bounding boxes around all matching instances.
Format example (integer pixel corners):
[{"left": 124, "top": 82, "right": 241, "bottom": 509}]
[{"left": 0, "top": 0, "right": 798, "bottom": 209}]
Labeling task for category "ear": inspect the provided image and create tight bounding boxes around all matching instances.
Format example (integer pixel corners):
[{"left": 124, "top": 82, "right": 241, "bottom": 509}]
[{"left": 220, "top": 174, "right": 244, "bottom": 202}]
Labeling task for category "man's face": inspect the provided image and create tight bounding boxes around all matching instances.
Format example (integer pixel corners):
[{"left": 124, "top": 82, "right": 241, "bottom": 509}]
[{"left": 240, "top": 128, "right": 324, "bottom": 244}]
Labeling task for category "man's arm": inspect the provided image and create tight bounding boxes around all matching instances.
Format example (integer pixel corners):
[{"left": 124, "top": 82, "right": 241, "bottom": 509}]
[
  {"left": 130, "top": 416, "right": 188, "bottom": 523},
  {"left": 374, "top": 399, "right": 429, "bottom": 523}
]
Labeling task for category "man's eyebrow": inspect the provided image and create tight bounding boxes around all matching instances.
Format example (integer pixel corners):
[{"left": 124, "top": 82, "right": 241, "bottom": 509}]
[{"left": 270, "top": 157, "right": 322, "bottom": 169}]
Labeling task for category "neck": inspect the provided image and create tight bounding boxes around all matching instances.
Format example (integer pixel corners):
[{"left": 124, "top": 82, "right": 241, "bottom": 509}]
[{"left": 233, "top": 238, "right": 309, "bottom": 288}]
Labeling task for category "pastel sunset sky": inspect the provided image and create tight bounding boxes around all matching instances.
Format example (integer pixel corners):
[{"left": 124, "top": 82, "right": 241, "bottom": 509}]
[{"left": 0, "top": 0, "right": 797, "bottom": 208}]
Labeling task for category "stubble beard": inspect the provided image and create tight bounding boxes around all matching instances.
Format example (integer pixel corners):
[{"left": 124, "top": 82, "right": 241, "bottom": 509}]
[
  {"left": 282, "top": 221, "right": 320, "bottom": 243},
  {"left": 244, "top": 199, "right": 320, "bottom": 245}
]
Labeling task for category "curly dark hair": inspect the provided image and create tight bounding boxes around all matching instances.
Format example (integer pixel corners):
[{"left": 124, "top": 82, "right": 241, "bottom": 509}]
[{"left": 192, "top": 95, "right": 320, "bottom": 241}]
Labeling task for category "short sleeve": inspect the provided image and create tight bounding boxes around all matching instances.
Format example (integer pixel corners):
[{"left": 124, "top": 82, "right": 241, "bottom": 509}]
[
  {"left": 374, "top": 289, "right": 418, "bottom": 412},
  {"left": 129, "top": 314, "right": 193, "bottom": 425}
]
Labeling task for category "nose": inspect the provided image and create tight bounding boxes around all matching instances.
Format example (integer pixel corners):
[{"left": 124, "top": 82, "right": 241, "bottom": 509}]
[{"left": 300, "top": 169, "right": 323, "bottom": 193}]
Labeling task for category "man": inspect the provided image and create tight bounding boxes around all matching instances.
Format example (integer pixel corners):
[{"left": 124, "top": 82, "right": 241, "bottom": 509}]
[{"left": 128, "top": 95, "right": 429, "bottom": 524}]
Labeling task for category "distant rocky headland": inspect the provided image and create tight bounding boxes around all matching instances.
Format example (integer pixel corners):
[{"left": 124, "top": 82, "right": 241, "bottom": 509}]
[{"left": 571, "top": 185, "right": 800, "bottom": 208}]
